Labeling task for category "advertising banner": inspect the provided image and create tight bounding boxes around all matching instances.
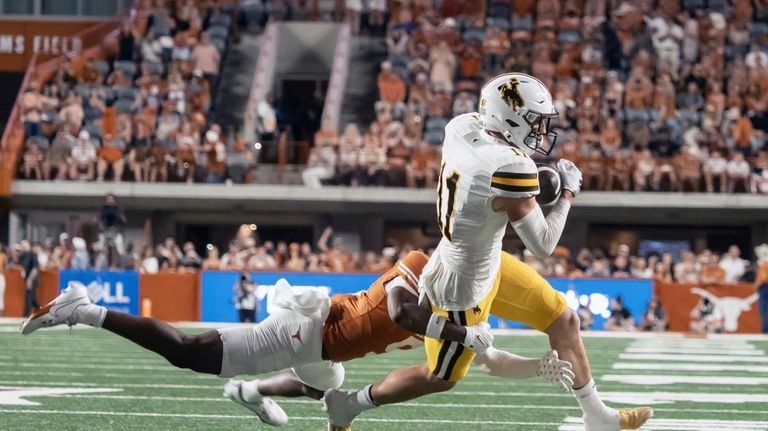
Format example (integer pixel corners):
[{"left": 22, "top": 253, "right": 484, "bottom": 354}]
[
  {"left": 59, "top": 270, "right": 139, "bottom": 315},
  {"left": 200, "top": 271, "right": 379, "bottom": 323},
  {"left": 655, "top": 282, "right": 760, "bottom": 333},
  {"left": 200, "top": 272, "right": 652, "bottom": 330}
]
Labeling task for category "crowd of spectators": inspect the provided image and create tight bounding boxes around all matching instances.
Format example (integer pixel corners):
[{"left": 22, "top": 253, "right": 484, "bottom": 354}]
[
  {"left": 16, "top": 1, "right": 768, "bottom": 191},
  {"left": 3, "top": 219, "right": 759, "bottom": 287},
  {"left": 301, "top": 0, "right": 768, "bottom": 191},
  {"left": 18, "top": 0, "right": 259, "bottom": 184}
]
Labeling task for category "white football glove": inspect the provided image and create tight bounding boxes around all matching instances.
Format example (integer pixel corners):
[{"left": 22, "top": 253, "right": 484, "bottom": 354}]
[
  {"left": 463, "top": 322, "right": 493, "bottom": 353},
  {"left": 537, "top": 350, "right": 575, "bottom": 392},
  {"left": 557, "top": 159, "right": 582, "bottom": 195}
]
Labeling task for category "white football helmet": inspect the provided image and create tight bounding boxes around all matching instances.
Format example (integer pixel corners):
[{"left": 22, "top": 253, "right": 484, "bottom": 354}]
[{"left": 479, "top": 73, "right": 558, "bottom": 156}]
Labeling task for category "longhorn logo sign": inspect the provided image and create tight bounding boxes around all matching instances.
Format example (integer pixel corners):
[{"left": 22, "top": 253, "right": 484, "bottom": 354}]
[{"left": 690, "top": 287, "right": 759, "bottom": 332}]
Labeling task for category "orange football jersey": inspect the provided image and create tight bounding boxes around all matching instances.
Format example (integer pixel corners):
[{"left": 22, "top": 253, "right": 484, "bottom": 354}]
[{"left": 322, "top": 251, "right": 429, "bottom": 362}]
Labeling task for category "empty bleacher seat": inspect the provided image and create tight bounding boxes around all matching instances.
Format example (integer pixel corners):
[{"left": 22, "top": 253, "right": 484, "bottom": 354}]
[
  {"left": 487, "top": 1, "right": 511, "bottom": 19},
  {"left": 115, "top": 99, "right": 135, "bottom": 114},
  {"left": 89, "top": 60, "right": 109, "bottom": 76},
  {"left": 210, "top": 37, "right": 226, "bottom": 54},
  {"left": 209, "top": 13, "right": 232, "bottom": 28},
  {"left": 114, "top": 60, "right": 137, "bottom": 77},
  {"left": 462, "top": 27, "right": 485, "bottom": 43},
  {"left": 486, "top": 17, "right": 511, "bottom": 32},
  {"left": 426, "top": 117, "right": 449, "bottom": 132},
  {"left": 207, "top": 25, "right": 229, "bottom": 40},
  {"left": 116, "top": 87, "right": 138, "bottom": 101},
  {"left": 142, "top": 61, "right": 164, "bottom": 76}
]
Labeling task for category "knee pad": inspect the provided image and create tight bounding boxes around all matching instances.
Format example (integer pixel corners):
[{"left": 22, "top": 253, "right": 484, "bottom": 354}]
[{"left": 292, "top": 361, "right": 345, "bottom": 391}]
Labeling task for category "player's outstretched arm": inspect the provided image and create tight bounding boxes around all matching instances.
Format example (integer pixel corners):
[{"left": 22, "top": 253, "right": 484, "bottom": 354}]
[
  {"left": 387, "top": 285, "right": 492, "bottom": 352},
  {"left": 474, "top": 347, "right": 575, "bottom": 391}
]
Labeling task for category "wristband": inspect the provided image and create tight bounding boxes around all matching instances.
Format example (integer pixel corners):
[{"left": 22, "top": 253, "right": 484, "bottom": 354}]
[{"left": 425, "top": 313, "right": 446, "bottom": 339}]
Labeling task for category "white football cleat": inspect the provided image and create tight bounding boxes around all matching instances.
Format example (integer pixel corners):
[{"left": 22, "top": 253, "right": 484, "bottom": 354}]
[
  {"left": 20, "top": 282, "right": 91, "bottom": 335},
  {"left": 323, "top": 389, "right": 358, "bottom": 431},
  {"left": 223, "top": 379, "right": 288, "bottom": 426}
]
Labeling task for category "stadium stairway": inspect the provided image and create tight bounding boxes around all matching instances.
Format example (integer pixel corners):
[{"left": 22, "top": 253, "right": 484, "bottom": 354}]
[
  {"left": 210, "top": 32, "right": 261, "bottom": 129},
  {"left": 338, "top": 35, "right": 388, "bottom": 129}
]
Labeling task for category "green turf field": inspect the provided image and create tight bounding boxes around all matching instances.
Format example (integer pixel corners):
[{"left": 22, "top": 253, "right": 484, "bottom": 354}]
[{"left": 1, "top": 323, "right": 767, "bottom": 430}]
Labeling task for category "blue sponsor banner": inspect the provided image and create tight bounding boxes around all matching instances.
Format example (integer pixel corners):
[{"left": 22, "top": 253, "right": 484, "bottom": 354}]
[
  {"left": 59, "top": 270, "right": 140, "bottom": 315},
  {"left": 200, "top": 272, "right": 652, "bottom": 329},
  {"left": 489, "top": 278, "right": 654, "bottom": 330},
  {"left": 200, "top": 271, "right": 379, "bottom": 322}
]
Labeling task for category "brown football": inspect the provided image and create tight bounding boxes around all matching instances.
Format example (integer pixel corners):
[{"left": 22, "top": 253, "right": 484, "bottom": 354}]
[{"left": 536, "top": 164, "right": 562, "bottom": 206}]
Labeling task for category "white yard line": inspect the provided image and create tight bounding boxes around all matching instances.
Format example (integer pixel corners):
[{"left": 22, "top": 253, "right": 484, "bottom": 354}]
[
  {"left": 560, "top": 417, "right": 768, "bottom": 431},
  {"left": 0, "top": 408, "right": 561, "bottom": 426},
  {"left": 618, "top": 353, "right": 768, "bottom": 363},
  {"left": 624, "top": 348, "right": 764, "bottom": 356},
  {"left": 613, "top": 363, "right": 768, "bottom": 373},
  {"left": 602, "top": 374, "right": 768, "bottom": 385},
  {"left": 53, "top": 394, "right": 768, "bottom": 414}
]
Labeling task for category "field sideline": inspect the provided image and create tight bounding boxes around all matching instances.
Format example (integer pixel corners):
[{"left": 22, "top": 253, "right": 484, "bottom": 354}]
[{"left": 2, "top": 321, "right": 767, "bottom": 431}]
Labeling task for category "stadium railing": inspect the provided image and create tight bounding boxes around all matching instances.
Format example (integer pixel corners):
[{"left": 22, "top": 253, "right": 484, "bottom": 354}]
[
  {"left": 321, "top": 22, "right": 351, "bottom": 131},
  {"left": 0, "top": 19, "right": 120, "bottom": 197},
  {"left": 243, "top": 19, "right": 278, "bottom": 144}
]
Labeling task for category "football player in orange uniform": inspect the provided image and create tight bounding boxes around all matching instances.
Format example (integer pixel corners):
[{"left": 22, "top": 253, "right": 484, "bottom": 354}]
[{"left": 21, "top": 250, "right": 572, "bottom": 425}]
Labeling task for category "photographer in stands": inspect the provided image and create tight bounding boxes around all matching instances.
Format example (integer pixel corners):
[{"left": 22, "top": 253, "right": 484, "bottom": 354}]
[
  {"left": 233, "top": 271, "right": 258, "bottom": 323},
  {"left": 98, "top": 193, "right": 127, "bottom": 268}
]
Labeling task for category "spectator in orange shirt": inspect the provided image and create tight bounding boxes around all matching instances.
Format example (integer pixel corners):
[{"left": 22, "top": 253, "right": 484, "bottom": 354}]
[
  {"left": 377, "top": 61, "right": 406, "bottom": 104},
  {"left": 97, "top": 135, "right": 125, "bottom": 181},
  {"left": 204, "top": 129, "right": 227, "bottom": 183},
  {"left": 406, "top": 141, "right": 436, "bottom": 188},
  {"left": 732, "top": 109, "right": 754, "bottom": 156},
  {"left": 700, "top": 254, "right": 726, "bottom": 284}
]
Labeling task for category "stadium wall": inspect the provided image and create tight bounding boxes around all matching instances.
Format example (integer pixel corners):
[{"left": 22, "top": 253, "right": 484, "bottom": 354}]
[{"left": 4, "top": 271, "right": 761, "bottom": 333}]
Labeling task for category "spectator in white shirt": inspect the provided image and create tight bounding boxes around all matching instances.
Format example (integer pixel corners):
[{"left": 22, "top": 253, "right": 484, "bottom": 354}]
[
  {"left": 726, "top": 151, "right": 751, "bottom": 192},
  {"left": 745, "top": 43, "right": 768, "bottom": 69},
  {"left": 704, "top": 150, "right": 728, "bottom": 192},
  {"left": 302, "top": 141, "right": 338, "bottom": 188},
  {"left": 719, "top": 245, "right": 748, "bottom": 284},
  {"left": 68, "top": 131, "right": 97, "bottom": 180}
]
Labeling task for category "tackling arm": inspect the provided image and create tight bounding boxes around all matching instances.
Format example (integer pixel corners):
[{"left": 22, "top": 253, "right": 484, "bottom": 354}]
[{"left": 386, "top": 285, "right": 467, "bottom": 343}]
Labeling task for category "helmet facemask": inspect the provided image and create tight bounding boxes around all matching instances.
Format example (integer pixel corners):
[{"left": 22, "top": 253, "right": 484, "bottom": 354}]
[{"left": 520, "top": 110, "right": 558, "bottom": 156}]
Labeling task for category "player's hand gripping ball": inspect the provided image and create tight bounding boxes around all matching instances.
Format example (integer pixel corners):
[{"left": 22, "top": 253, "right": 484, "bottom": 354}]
[{"left": 536, "top": 164, "right": 562, "bottom": 206}]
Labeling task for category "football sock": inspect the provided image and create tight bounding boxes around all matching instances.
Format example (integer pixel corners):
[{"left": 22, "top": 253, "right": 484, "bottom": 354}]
[
  {"left": 348, "top": 384, "right": 379, "bottom": 414},
  {"left": 240, "top": 380, "right": 262, "bottom": 402},
  {"left": 573, "top": 378, "right": 617, "bottom": 421},
  {"left": 74, "top": 303, "right": 107, "bottom": 328}
]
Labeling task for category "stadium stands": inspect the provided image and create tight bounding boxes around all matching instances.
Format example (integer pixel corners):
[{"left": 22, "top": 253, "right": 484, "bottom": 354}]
[
  {"left": 17, "top": 0, "right": 237, "bottom": 184},
  {"left": 3, "top": 224, "right": 757, "bottom": 289},
  {"left": 308, "top": 0, "right": 768, "bottom": 191},
  {"left": 12, "top": 1, "right": 767, "bottom": 191}
]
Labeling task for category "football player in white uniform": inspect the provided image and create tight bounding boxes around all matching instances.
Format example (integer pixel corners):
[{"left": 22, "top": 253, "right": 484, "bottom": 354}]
[{"left": 324, "top": 73, "right": 653, "bottom": 431}]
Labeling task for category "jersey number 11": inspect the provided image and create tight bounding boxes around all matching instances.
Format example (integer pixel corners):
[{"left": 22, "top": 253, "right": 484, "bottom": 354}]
[{"left": 437, "top": 162, "right": 460, "bottom": 241}]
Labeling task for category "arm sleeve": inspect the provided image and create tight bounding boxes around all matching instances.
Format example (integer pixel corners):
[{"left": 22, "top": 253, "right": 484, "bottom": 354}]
[
  {"left": 509, "top": 197, "right": 571, "bottom": 259},
  {"left": 490, "top": 157, "right": 540, "bottom": 198}
]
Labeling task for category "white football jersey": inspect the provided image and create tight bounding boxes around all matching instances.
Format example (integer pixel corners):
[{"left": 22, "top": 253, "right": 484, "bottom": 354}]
[{"left": 420, "top": 113, "right": 539, "bottom": 310}]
